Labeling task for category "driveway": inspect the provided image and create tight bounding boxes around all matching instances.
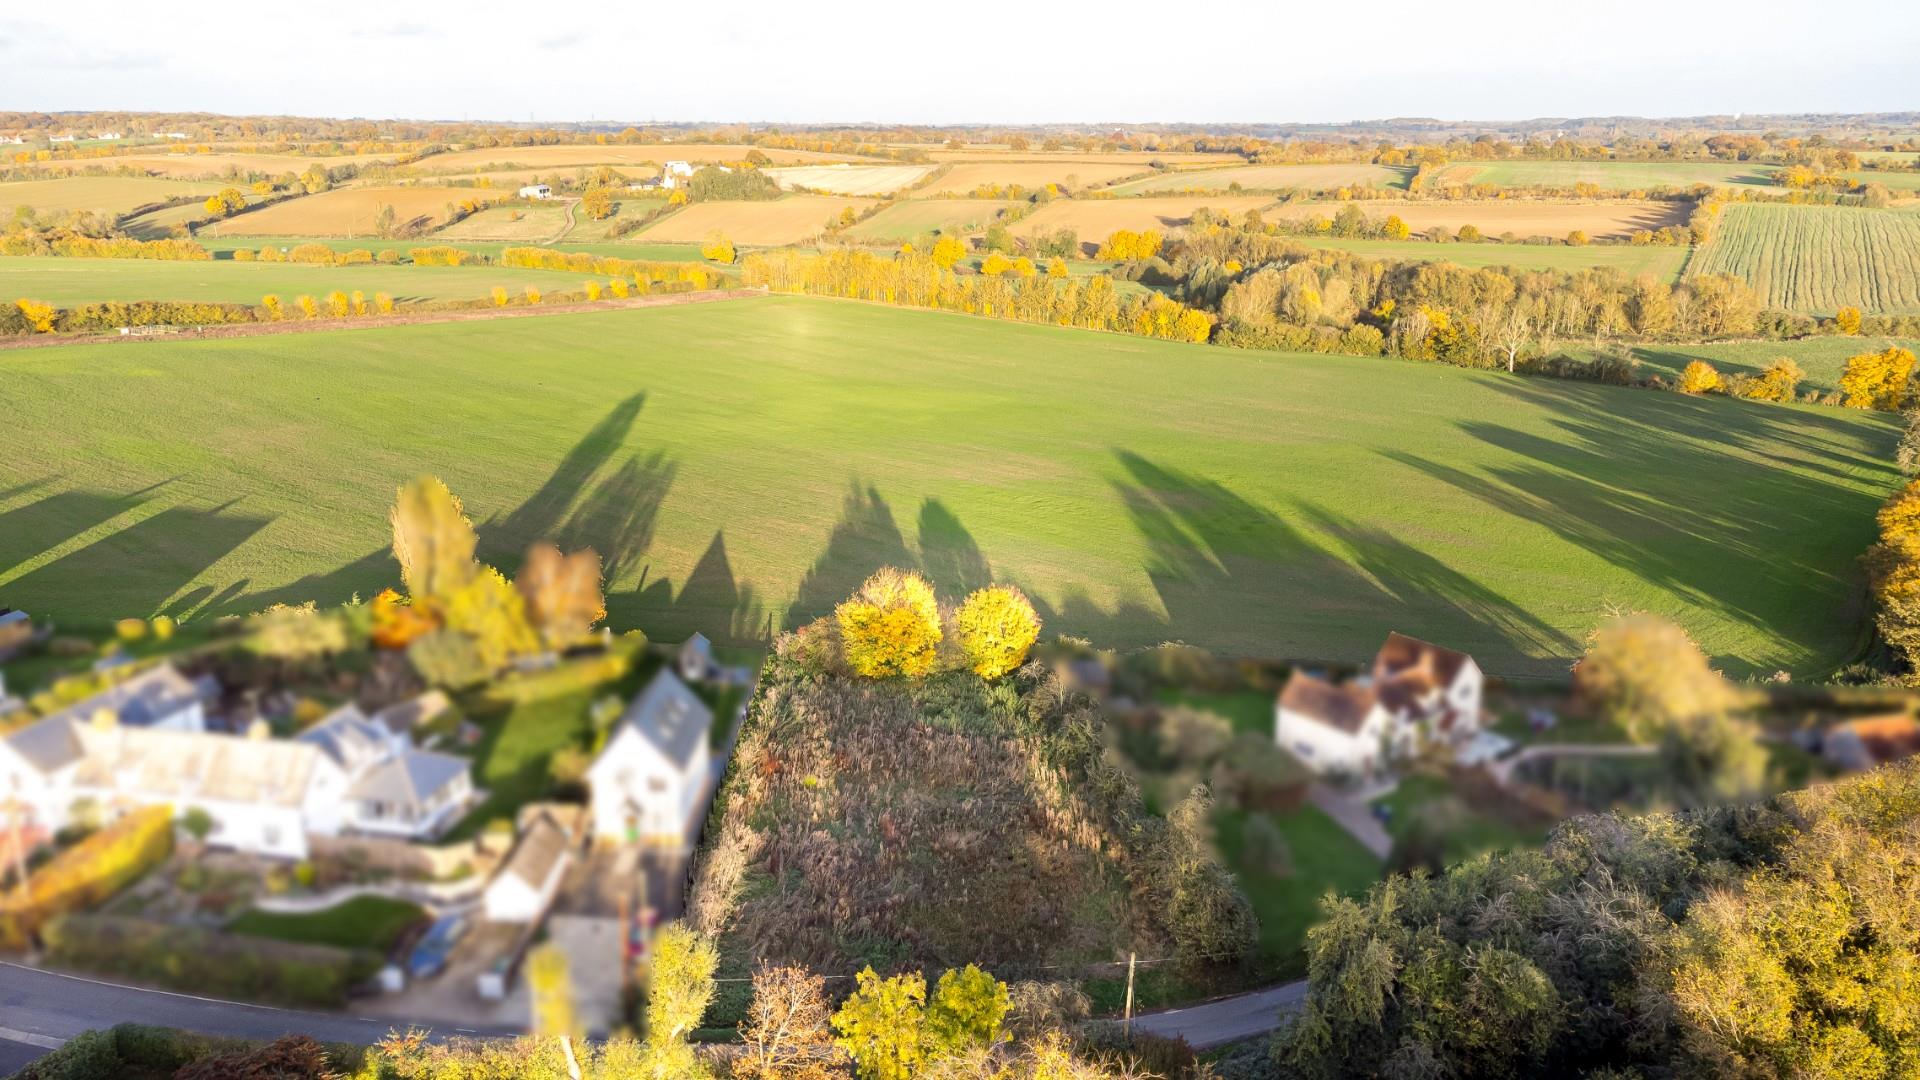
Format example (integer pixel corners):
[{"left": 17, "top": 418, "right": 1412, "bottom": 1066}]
[{"left": 1132, "top": 979, "right": 1308, "bottom": 1049}]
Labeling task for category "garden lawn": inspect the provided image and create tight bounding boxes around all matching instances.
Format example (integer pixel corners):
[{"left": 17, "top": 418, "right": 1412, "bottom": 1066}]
[
  {"left": 1214, "top": 804, "right": 1381, "bottom": 977},
  {"left": 0, "top": 255, "right": 613, "bottom": 306},
  {"left": 0, "top": 295, "right": 1898, "bottom": 677},
  {"left": 1374, "top": 774, "right": 1553, "bottom": 863},
  {"left": 1156, "top": 689, "right": 1277, "bottom": 737},
  {"left": 226, "top": 895, "right": 425, "bottom": 953}
]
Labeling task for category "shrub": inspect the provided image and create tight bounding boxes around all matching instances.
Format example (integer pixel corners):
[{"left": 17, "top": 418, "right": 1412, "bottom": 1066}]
[
  {"left": 491, "top": 285, "right": 509, "bottom": 307},
  {"left": 951, "top": 585, "right": 1041, "bottom": 679},
  {"left": 1743, "top": 356, "right": 1804, "bottom": 402},
  {"left": 43, "top": 914, "right": 371, "bottom": 1007},
  {"left": 114, "top": 617, "right": 147, "bottom": 641},
  {"left": 1840, "top": 347, "right": 1917, "bottom": 410},
  {"left": 0, "top": 805, "right": 173, "bottom": 949},
  {"left": 1677, "top": 359, "right": 1723, "bottom": 395},
  {"left": 408, "top": 628, "right": 491, "bottom": 689},
  {"left": 375, "top": 291, "right": 395, "bottom": 315},
  {"left": 836, "top": 568, "right": 943, "bottom": 678},
  {"left": 1835, "top": 305, "right": 1863, "bottom": 334},
  {"left": 524, "top": 285, "right": 542, "bottom": 305},
  {"left": 701, "top": 231, "right": 737, "bottom": 264}
]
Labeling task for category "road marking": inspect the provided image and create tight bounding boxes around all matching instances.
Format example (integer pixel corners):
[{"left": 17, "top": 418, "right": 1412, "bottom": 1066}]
[
  {"left": 0, "top": 1026, "right": 65, "bottom": 1050},
  {"left": 455, "top": 1028, "right": 478, "bottom": 1033}
]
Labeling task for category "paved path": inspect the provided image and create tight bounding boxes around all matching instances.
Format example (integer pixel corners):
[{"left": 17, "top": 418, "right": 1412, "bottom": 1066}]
[
  {"left": 1132, "top": 979, "right": 1308, "bottom": 1049},
  {"left": 1488, "top": 742, "right": 1657, "bottom": 785},
  {"left": 1307, "top": 783, "right": 1393, "bottom": 859},
  {"left": 0, "top": 960, "right": 521, "bottom": 1071}
]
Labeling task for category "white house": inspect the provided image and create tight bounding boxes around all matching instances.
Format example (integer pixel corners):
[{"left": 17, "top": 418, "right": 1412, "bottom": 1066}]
[
  {"left": 678, "top": 633, "right": 714, "bottom": 683},
  {"left": 482, "top": 814, "right": 571, "bottom": 922},
  {"left": 0, "top": 686, "right": 475, "bottom": 859},
  {"left": 1275, "top": 633, "right": 1484, "bottom": 778},
  {"left": 94, "top": 132, "right": 122, "bottom": 141},
  {"left": 659, "top": 161, "right": 695, "bottom": 190},
  {"left": 587, "top": 671, "right": 712, "bottom": 845},
  {"left": 0, "top": 135, "right": 23, "bottom": 145},
  {"left": 161, "top": 132, "right": 192, "bottom": 140},
  {"left": 518, "top": 184, "right": 553, "bottom": 200},
  {"left": 49, "top": 135, "right": 76, "bottom": 144},
  {"left": 39, "top": 662, "right": 211, "bottom": 734}
]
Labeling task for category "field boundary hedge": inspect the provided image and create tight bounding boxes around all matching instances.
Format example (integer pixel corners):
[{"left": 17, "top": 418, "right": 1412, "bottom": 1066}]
[{"left": 42, "top": 913, "right": 376, "bottom": 1007}]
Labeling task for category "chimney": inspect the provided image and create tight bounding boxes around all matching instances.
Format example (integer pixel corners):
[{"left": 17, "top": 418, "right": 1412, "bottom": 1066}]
[{"left": 246, "top": 718, "right": 272, "bottom": 741}]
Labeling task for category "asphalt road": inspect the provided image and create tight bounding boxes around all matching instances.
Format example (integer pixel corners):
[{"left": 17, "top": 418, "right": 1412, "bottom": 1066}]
[
  {"left": 0, "top": 960, "right": 521, "bottom": 1072},
  {"left": 0, "top": 957, "right": 1305, "bottom": 1072},
  {"left": 1130, "top": 979, "right": 1308, "bottom": 1049}
]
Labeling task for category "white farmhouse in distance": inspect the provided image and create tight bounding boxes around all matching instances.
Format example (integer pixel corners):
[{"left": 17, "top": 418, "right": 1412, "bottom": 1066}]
[
  {"left": 587, "top": 670, "right": 712, "bottom": 845},
  {"left": 518, "top": 183, "right": 553, "bottom": 200},
  {"left": 659, "top": 161, "right": 695, "bottom": 189},
  {"left": 1275, "top": 632, "right": 1484, "bottom": 778}
]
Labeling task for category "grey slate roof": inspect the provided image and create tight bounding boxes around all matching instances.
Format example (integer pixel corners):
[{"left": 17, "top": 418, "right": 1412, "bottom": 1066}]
[
  {"left": 296, "top": 706, "right": 389, "bottom": 772},
  {"left": 5, "top": 714, "right": 85, "bottom": 772},
  {"left": 372, "top": 691, "right": 450, "bottom": 737},
  {"left": 619, "top": 670, "right": 711, "bottom": 769},
  {"left": 498, "top": 814, "right": 570, "bottom": 890},
  {"left": 349, "top": 748, "right": 470, "bottom": 808},
  {"left": 43, "top": 662, "right": 205, "bottom": 729}
]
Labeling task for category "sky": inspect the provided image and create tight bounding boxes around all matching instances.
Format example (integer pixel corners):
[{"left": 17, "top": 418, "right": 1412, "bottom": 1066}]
[{"left": 3, "top": 2, "right": 1917, "bottom": 127}]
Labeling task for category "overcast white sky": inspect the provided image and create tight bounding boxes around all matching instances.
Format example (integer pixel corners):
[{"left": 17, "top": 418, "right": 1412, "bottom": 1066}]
[{"left": 3, "top": 2, "right": 1916, "bottom": 126}]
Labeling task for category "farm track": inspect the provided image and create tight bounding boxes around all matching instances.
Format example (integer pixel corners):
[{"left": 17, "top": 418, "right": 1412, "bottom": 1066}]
[{"left": 0, "top": 287, "right": 767, "bottom": 350}]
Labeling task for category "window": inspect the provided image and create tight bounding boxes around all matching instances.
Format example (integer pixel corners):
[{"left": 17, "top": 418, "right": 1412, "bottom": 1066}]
[
  {"left": 1293, "top": 742, "right": 1314, "bottom": 758},
  {"left": 648, "top": 777, "right": 668, "bottom": 794}
]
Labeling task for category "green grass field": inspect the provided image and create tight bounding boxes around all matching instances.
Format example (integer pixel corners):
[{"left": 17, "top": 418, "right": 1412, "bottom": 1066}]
[
  {"left": 1565, "top": 336, "right": 1920, "bottom": 394},
  {"left": 1846, "top": 171, "right": 1920, "bottom": 192},
  {"left": 1287, "top": 236, "right": 1691, "bottom": 280},
  {"left": 0, "top": 255, "right": 615, "bottom": 306},
  {"left": 1688, "top": 203, "right": 1920, "bottom": 314},
  {"left": 190, "top": 235, "right": 717, "bottom": 264},
  {"left": 847, "top": 199, "right": 1014, "bottom": 242},
  {"left": 1439, "top": 160, "right": 1778, "bottom": 191},
  {"left": 1107, "top": 163, "right": 1414, "bottom": 195},
  {"left": 0, "top": 297, "right": 1897, "bottom": 677}
]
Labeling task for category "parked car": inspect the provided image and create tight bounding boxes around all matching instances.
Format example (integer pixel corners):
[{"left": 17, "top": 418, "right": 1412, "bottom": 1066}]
[{"left": 407, "top": 914, "right": 469, "bottom": 979}]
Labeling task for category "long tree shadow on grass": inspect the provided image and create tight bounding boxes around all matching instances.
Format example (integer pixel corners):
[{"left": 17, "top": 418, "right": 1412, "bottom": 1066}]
[
  {"left": 0, "top": 480, "right": 171, "bottom": 579},
  {"left": 2, "top": 500, "right": 272, "bottom": 624},
  {"left": 1383, "top": 378, "right": 1897, "bottom": 672}
]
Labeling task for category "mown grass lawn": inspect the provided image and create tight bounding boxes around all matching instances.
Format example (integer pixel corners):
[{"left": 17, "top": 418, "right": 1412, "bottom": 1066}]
[
  {"left": 0, "top": 295, "right": 1898, "bottom": 678},
  {"left": 1215, "top": 803, "right": 1381, "bottom": 977},
  {"left": 227, "top": 895, "right": 425, "bottom": 953},
  {"left": 1374, "top": 774, "right": 1554, "bottom": 864}
]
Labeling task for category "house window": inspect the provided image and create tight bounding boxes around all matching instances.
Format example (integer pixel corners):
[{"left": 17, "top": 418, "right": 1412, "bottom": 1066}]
[
  {"left": 648, "top": 777, "right": 667, "bottom": 794},
  {"left": 1293, "top": 742, "right": 1314, "bottom": 758},
  {"left": 263, "top": 824, "right": 280, "bottom": 847}
]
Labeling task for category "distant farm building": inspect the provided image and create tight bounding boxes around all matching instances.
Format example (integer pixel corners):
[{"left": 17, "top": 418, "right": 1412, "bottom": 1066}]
[{"left": 518, "top": 184, "right": 553, "bottom": 200}]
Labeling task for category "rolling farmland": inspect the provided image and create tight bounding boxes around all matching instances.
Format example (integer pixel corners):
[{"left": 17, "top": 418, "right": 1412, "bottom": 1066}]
[
  {"left": 1108, "top": 163, "right": 1414, "bottom": 195},
  {"left": 766, "top": 164, "right": 935, "bottom": 195},
  {"left": 0, "top": 176, "right": 221, "bottom": 218},
  {"left": 0, "top": 296, "right": 1895, "bottom": 677},
  {"left": 0, "top": 255, "right": 595, "bottom": 306},
  {"left": 20, "top": 152, "right": 389, "bottom": 179},
  {"left": 1687, "top": 203, "right": 1920, "bottom": 314},
  {"left": 434, "top": 204, "right": 573, "bottom": 242},
  {"left": 1008, "top": 195, "right": 1276, "bottom": 251},
  {"left": 636, "top": 196, "right": 876, "bottom": 244},
  {"left": 417, "top": 144, "right": 869, "bottom": 173},
  {"left": 203, "top": 186, "right": 481, "bottom": 237},
  {"left": 1287, "top": 236, "right": 1691, "bottom": 280},
  {"left": 1437, "top": 160, "right": 1778, "bottom": 191},
  {"left": 847, "top": 199, "right": 1014, "bottom": 242},
  {"left": 1268, "top": 199, "right": 1688, "bottom": 240},
  {"left": 924, "top": 161, "right": 1149, "bottom": 193}
]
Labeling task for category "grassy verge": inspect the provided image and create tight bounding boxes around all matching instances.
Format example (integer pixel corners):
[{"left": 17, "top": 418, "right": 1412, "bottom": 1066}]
[{"left": 226, "top": 895, "right": 426, "bottom": 954}]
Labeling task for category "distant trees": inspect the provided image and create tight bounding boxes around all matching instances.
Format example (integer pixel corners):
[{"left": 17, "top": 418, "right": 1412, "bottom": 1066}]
[
  {"left": 830, "top": 964, "right": 1010, "bottom": 1080},
  {"left": 581, "top": 188, "right": 614, "bottom": 220},
  {"left": 202, "top": 187, "right": 246, "bottom": 218},
  {"left": 929, "top": 236, "right": 967, "bottom": 270},
  {"left": 1097, "top": 229, "right": 1162, "bottom": 261}
]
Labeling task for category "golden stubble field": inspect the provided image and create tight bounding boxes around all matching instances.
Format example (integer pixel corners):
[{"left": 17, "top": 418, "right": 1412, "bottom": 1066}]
[
  {"left": 1008, "top": 195, "right": 1278, "bottom": 251},
  {"left": 766, "top": 164, "right": 936, "bottom": 196},
  {"left": 419, "top": 144, "right": 871, "bottom": 173},
  {"left": 637, "top": 196, "right": 879, "bottom": 245},
  {"left": 203, "top": 186, "right": 480, "bottom": 237}
]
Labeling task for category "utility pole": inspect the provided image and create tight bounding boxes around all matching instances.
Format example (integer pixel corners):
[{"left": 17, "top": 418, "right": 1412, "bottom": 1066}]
[{"left": 1123, "top": 952, "right": 1136, "bottom": 1040}]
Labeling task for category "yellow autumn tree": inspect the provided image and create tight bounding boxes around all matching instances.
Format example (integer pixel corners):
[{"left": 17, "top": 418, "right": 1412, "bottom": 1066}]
[
  {"left": 327, "top": 291, "right": 350, "bottom": 317},
  {"left": 1678, "top": 360, "right": 1723, "bottom": 394},
  {"left": 15, "top": 298, "right": 56, "bottom": 333},
  {"left": 952, "top": 586, "right": 1042, "bottom": 679},
  {"left": 375, "top": 292, "right": 395, "bottom": 314},
  {"left": 260, "top": 295, "right": 282, "bottom": 320},
  {"left": 296, "top": 294, "right": 318, "bottom": 319},
  {"left": 836, "top": 568, "right": 943, "bottom": 678},
  {"left": 1745, "top": 357, "right": 1804, "bottom": 403},
  {"left": 524, "top": 285, "right": 542, "bottom": 305},
  {"left": 701, "top": 231, "right": 736, "bottom": 264},
  {"left": 1834, "top": 305, "right": 1862, "bottom": 335},
  {"left": 980, "top": 252, "right": 1013, "bottom": 276},
  {"left": 1840, "top": 347, "right": 1917, "bottom": 411},
  {"left": 491, "top": 286, "right": 509, "bottom": 307},
  {"left": 930, "top": 235, "right": 967, "bottom": 270},
  {"left": 515, "top": 542, "right": 605, "bottom": 649},
  {"left": 443, "top": 566, "right": 540, "bottom": 670},
  {"left": 390, "top": 474, "right": 479, "bottom": 604},
  {"left": 1046, "top": 257, "right": 1068, "bottom": 279}
]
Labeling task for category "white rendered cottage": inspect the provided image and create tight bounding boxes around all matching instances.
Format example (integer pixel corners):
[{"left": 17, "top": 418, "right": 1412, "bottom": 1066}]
[
  {"left": 1275, "top": 633, "right": 1484, "bottom": 778},
  {"left": 587, "top": 671, "right": 712, "bottom": 845}
]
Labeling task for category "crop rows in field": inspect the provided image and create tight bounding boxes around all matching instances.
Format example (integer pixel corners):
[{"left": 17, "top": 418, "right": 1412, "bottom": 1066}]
[{"left": 1687, "top": 203, "right": 1920, "bottom": 314}]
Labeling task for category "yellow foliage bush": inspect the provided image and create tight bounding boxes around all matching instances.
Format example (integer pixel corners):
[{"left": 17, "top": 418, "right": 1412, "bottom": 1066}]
[
  {"left": 952, "top": 586, "right": 1042, "bottom": 679},
  {"left": 981, "top": 252, "right": 1013, "bottom": 276},
  {"left": 1840, "top": 347, "right": 1916, "bottom": 411},
  {"left": 701, "top": 232, "right": 737, "bottom": 264},
  {"left": 0, "top": 805, "right": 173, "bottom": 949},
  {"left": 1678, "top": 360, "right": 1723, "bottom": 395},
  {"left": 836, "top": 568, "right": 943, "bottom": 678}
]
